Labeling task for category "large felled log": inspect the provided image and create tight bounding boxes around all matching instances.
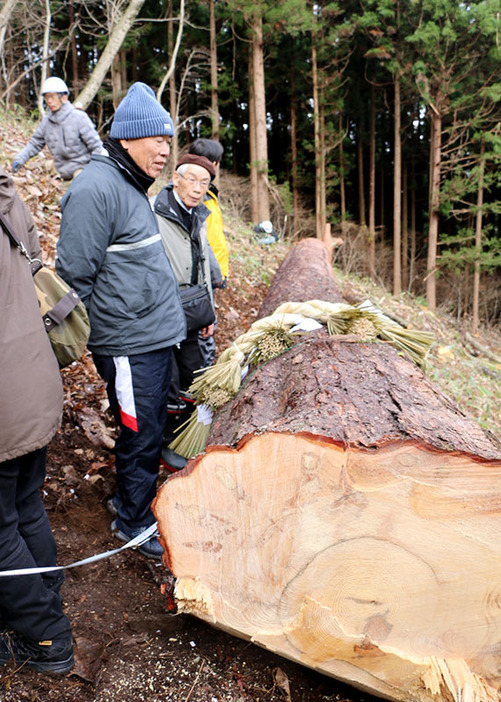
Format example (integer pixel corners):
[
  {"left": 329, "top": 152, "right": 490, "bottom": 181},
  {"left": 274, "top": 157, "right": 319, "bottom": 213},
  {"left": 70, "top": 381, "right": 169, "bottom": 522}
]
[{"left": 154, "top": 238, "right": 501, "bottom": 702}]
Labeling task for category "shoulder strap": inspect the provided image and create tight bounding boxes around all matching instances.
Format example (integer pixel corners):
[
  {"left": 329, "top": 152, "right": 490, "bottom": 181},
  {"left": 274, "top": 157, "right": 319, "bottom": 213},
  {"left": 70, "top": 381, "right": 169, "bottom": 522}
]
[
  {"left": 0, "top": 210, "right": 22, "bottom": 249},
  {"left": 191, "top": 214, "right": 210, "bottom": 287},
  {"left": 0, "top": 210, "right": 43, "bottom": 274}
]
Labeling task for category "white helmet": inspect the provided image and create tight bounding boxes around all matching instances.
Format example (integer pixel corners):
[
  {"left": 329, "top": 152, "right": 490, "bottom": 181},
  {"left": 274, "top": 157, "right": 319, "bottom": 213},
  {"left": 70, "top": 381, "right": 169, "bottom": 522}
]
[{"left": 42, "top": 77, "right": 69, "bottom": 95}]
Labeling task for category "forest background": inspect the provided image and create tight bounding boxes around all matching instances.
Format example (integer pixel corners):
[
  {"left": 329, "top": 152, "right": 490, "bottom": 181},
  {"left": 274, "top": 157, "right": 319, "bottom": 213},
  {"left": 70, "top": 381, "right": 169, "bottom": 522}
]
[{"left": 1, "top": 0, "right": 501, "bottom": 331}]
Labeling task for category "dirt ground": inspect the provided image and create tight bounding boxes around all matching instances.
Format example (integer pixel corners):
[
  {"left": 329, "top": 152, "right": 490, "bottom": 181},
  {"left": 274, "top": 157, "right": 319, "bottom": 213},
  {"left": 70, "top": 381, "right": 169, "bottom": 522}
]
[{"left": 0, "top": 252, "right": 378, "bottom": 702}]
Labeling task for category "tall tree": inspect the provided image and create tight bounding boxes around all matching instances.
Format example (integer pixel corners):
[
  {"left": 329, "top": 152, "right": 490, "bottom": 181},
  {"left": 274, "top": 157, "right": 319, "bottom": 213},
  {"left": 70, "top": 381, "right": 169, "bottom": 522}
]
[
  {"left": 312, "top": 15, "right": 324, "bottom": 238},
  {"left": 359, "top": 0, "right": 413, "bottom": 293},
  {"left": 472, "top": 138, "right": 486, "bottom": 333},
  {"left": 393, "top": 71, "right": 402, "bottom": 295},
  {"left": 37, "top": 0, "right": 52, "bottom": 114},
  {"left": 407, "top": 0, "right": 501, "bottom": 311},
  {"left": 250, "top": 13, "right": 270, "bottom": 223},
  {"left": 209, "top": 0, "right": 219, "bottom": 139},
  {"left": 311, "top": 0, "right": 354, "bottom": 238},
  {"left": 368, "top": 84, "right": 377, "bottom": 278},
  {"left": 0, "top": 0, "right": 17, "bottom": 81}
]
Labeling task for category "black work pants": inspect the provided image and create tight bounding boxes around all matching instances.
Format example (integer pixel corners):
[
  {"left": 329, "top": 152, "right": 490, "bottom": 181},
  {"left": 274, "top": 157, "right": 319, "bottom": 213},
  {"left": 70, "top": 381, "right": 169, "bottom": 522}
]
[
  {"left": 169, "top": 330, "right": 205, "bottom": 402},
  {"left": 93, "top": 347, "right": 173, "bottom": 530},
  {"left": 0, "top": 447, "right": 71, "bottom": 642},
  {"left": 164, "top": 331, "right": 205, "bottom": 443}
]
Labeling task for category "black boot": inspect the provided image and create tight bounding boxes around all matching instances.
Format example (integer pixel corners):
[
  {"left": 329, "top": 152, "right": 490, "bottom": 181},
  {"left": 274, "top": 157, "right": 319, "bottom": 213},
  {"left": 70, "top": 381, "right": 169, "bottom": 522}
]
[
  {"left": 160, "top": 446, "right": 187, "bottom": 472},
  {"left": 0, "top": 631, "right": 74, "bottom": 673}
]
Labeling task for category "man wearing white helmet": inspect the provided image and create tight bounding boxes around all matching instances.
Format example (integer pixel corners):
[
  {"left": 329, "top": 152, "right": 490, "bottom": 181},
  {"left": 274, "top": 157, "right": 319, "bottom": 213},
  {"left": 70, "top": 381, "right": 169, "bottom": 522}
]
[{"left": 12, "top": 77, "right": 103, "bottom": 186}]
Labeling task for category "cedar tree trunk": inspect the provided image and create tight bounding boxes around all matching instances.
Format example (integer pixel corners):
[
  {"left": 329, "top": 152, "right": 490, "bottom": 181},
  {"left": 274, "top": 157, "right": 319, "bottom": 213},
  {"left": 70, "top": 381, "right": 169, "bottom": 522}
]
[{"left": 154, "top": 239, "right": 501, "bottom": 702}]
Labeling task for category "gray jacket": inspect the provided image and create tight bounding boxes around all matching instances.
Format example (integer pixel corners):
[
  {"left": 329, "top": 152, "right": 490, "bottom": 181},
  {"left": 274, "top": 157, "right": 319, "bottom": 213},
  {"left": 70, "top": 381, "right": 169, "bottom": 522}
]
[
  {"left": 15, "top": 101, "right": 103, "bottom": 179},
  {"left": 0, "top": 166, "right": 63, "bottom": 462},
  {"left": 153, "top": 184, "right": 215, "bottom": 303},
  {"left": 56, "top": 154, "right": 186, "bottom": 356}
]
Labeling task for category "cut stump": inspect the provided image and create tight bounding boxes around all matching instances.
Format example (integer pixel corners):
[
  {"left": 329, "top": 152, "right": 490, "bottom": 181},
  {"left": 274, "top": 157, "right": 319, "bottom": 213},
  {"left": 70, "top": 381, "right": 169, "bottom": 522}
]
[{"left": 154, "top": 238, "right": 501, "bottom": 702}]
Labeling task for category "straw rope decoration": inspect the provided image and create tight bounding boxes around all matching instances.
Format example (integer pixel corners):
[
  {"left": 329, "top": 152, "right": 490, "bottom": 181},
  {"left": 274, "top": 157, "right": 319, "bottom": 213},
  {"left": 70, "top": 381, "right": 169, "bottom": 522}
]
[{"left": 169, "top": 299, "right": 434, "bottom": 460}]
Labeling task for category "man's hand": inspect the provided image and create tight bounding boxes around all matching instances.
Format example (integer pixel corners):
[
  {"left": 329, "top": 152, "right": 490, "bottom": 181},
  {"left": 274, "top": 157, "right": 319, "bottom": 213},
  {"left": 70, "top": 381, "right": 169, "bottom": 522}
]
[
  {"left": 12, "top": 161, "right": 22, "bottom": 174},
  {"left": 199, "top": 323, "right": 214, "bottom": 339}
]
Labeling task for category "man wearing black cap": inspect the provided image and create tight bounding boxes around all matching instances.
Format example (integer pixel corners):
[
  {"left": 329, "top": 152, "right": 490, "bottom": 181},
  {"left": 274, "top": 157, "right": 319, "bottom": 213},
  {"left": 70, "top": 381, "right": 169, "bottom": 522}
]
[
  {"left": 56, "top": 82, "right": 186, "bottom": 559},
  {"left": 153, "top": 154, "right": 218, "bottom": 471}
]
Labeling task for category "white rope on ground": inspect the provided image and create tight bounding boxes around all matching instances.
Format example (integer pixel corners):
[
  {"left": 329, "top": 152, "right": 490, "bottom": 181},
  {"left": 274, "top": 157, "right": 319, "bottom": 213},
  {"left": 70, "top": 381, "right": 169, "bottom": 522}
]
[{"left": 0, "top": 522, "right": 159, "bottom": 577}]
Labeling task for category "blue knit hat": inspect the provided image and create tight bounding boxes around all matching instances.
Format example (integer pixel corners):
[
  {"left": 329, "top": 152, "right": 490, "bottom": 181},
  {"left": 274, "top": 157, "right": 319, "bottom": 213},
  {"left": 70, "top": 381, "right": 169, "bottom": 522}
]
[{"left": 110, "top": 82, "right": 174, "bottom": 139}]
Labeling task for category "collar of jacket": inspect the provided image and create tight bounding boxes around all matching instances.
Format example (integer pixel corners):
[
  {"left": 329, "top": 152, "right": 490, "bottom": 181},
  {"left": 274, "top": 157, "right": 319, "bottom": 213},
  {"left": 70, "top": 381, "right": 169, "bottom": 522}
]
[
  {"left": 0, "top": 166, "right": 16, "bottom": 214},
  {"left": 48, "top": 100, "right": 74, "bottom": 123},
  {"left": 154, "top": 182, "right": 210, "bottom": 233}
]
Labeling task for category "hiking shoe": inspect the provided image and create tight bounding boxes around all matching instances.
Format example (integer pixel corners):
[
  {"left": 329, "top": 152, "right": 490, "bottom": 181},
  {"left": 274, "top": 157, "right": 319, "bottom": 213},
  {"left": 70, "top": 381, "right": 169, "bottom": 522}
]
[
  {"left": 106, "top": 495, "right": 120, "bottom": 517},
  {"left": 111, "top": 520, "right": 164, "bottom": 560},
  {"left": 0, "top": 631, "right": 74, "bottom": 674},
  {"left": 160, "top": 447, "right": 187, "bottom": 474}
]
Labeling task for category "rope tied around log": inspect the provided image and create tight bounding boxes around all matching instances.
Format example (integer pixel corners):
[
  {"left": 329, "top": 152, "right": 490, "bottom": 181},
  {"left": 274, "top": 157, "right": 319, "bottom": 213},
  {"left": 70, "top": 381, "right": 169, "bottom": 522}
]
[{"left": 169, "top": 299, "right": 434, "bottom": 460}]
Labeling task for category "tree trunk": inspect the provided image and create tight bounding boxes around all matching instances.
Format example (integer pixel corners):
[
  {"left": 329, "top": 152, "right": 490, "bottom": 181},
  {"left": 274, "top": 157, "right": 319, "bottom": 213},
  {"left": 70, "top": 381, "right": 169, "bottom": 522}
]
[
  {"left": 409, "top": 156, "right": 417, "bottom": 292},
  {"left": 68, "top": 0, "right": 79, "bottom": 88},
  {"left": 290, "top": 64, "right": 299, "bottom": 236},
  {"left": 157, "top": 0, "right": 185, "bottom": 109},
  {"left": 472, "top": 139, "right": 485, "bottom": 334},
  {"left": 380, "top": 163, "right": 385, "bottom": 241},
  {"left": 248, "top": 42, "right": 259, "bottom": 224},
  {"left": 426, "top": 110, "right": 441, "bottom": 312},
  {"left": 250, "top": 15, "right": 270, "bottom": 224},
  {"left": 75, "top": 0, "right": 146, "bottom": 110},
  {"left": 319, "top": 98, "right": 327, "bottom": 234},
  {"left": 312, "top": 29, "right": 325, "bottom": 239},
  {"left": 368, "top": 85, "right": 376, "bottom": 279},
  {"left": 0, "top": 0, "right": 17, "bottom": 69},
  {"left": 111, "top": 52, "right": 123, "bottom": 110},
  {"left": 168, "top": 0, "right": 179, "bottom": 167},
  {"left": 339, "top": 113, "right": 346, "bottom": 239},
  {"left": 37, "top": 0, "right": 51, "bottom": 116},
  {"left": 155, "top": 238, "right": 501, "bottom": 702},
  {"left": 357, "top": 122, "right": 366, "bottom": 227},
  {"left": 257, "top": 238, "right": 344, "bottom": 316},
  {"left": 402, "top": 159, "right": 409, "bottom": 291},
  {"left": 209, "top": 0, "right": 219, "bottom": 140},
  {"left": 393, "top": 74, "right": 401, "bottom": 295}
]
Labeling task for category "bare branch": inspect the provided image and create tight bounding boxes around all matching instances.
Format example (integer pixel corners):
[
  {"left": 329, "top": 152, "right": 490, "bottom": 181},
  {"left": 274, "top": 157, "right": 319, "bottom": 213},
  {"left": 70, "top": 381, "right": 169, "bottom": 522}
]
[{"left": 157, "top": 0, "right": 185, "bottom": 102}]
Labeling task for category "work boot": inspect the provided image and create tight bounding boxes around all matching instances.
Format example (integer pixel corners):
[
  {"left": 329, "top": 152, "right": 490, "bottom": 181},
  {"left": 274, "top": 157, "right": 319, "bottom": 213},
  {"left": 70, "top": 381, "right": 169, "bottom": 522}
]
[
  {"left": 106, "top": 494, "right": 120, "bottom": 517},
  {"left": 160, "top": 446, "right": 187, "bottom": 473},
  {"left": 111, "top": 519, "right": 164, "bottom": 560},
  {"left": 0, "top": 631, "right": 74, "bottom": 674}
]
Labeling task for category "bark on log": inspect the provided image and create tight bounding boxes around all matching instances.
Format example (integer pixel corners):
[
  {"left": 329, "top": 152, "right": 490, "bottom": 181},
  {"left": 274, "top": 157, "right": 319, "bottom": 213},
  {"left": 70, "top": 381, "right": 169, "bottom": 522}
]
[
  {"left": 257, "top": 236, "right": 345, "bottom": 316},
  {"left": 154, "top": 238, "right": 501, "bottom": 702}
]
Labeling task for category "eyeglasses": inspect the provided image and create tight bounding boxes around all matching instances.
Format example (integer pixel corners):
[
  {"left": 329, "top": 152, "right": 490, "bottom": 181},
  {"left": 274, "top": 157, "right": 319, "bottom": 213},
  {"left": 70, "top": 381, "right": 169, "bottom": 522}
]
[{"left": 178, "top": 172, "right": 211, "bottom": 189}]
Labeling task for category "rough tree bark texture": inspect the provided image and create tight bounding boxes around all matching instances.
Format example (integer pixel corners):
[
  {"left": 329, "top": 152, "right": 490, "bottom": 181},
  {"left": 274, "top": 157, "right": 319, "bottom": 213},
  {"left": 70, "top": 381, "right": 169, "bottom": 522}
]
[
  {"left": 154, "top": 238, "right": 501, "bottom": 702},
  {"left": 257, "top": 236, "right": 345, "bottom": 316}
]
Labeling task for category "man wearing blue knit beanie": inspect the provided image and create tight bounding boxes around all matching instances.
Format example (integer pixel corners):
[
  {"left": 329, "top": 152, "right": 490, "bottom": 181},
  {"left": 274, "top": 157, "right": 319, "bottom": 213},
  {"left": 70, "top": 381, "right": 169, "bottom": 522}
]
[{"left": 56, "top": 83, "right": 187, "bottom": 560}]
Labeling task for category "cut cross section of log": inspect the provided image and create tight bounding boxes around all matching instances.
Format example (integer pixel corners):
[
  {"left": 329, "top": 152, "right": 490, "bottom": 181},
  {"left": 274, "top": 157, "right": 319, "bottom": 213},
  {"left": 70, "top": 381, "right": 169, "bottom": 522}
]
[{"left": 154, "top": 238, "right": 501, "bottom": 702}]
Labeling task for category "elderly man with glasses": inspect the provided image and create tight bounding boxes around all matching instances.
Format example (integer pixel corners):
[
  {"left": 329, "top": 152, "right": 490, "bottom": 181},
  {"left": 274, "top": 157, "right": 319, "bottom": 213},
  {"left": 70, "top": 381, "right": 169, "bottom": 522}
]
[{"left": 153, "top": 153, "right": 221, "bottom": 472}]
